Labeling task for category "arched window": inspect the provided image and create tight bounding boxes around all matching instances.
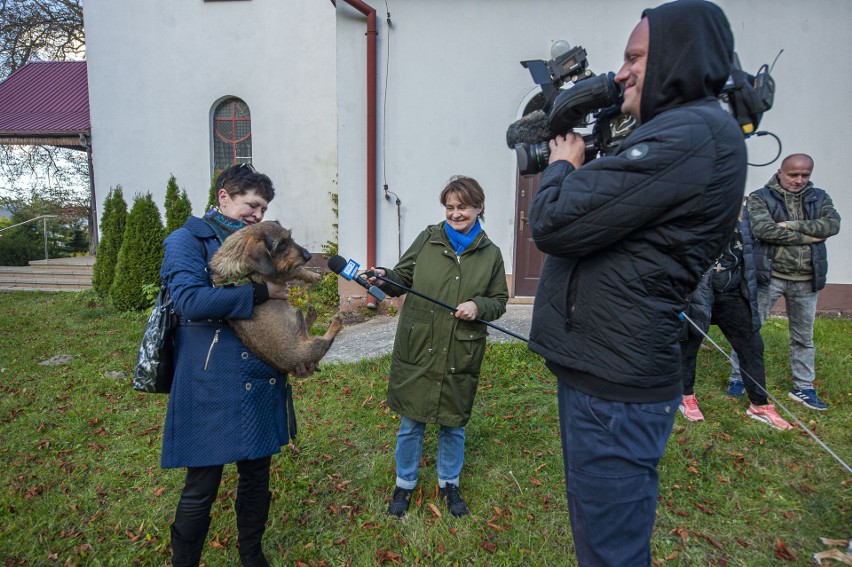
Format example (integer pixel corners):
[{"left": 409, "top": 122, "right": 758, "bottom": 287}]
[{"left": 212, "top": 97, "right": 252, "bottom": 171}]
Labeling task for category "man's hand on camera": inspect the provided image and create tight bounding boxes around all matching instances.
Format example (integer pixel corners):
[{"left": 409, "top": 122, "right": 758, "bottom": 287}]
[{"left": 548, "top": 133, "right": 586, "bottom": 169}]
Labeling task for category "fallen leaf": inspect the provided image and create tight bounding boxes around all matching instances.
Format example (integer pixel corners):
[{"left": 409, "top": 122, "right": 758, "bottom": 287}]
[
  {"left": 376, "top": 549, "right": 402, "bottom": 564},
  {"left": 773, "top": 538, "right": 798, "bottom": 561},
  {"left": 692, "top": 529, "right": 725, "bottom": 551},
  {"left": 670, "top": 525, "right": 689, "bottom": 543},
  {"left": 480, "top": 541, "right": 497, "bottom": 553},
  {"left": 427, "top": 503, "right": 442, "bottom": 518}
]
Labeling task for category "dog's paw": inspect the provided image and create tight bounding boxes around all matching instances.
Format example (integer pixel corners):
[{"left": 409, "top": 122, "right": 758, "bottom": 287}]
[
  {"left": 299, "top": 269, "right": 322, "bottom": 284},
  {"left": 328, "top": 312, "right": 344, "bottom": 334}
]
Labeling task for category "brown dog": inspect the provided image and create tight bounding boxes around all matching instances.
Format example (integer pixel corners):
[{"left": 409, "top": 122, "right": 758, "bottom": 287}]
[{"left": 208, "top": 220, "right": 343, "bottom": 374}]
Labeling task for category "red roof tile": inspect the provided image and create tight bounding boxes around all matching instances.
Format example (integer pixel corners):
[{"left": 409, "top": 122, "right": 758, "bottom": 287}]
[{"left": 0, "top": 61, "right": 89, "bottom": 135}]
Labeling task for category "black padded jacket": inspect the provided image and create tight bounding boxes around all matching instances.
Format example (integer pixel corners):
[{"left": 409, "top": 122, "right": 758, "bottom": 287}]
[{"left": 528, "top": 0, "right": 747, "bottom": 403}]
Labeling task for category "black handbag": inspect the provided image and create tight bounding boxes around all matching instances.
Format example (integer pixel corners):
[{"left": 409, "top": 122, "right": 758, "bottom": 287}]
[{"left": 132, "top": 285, "right": 177, "bottom": 393}]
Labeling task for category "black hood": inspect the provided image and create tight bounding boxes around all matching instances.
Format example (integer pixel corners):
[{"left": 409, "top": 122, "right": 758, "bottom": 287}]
[{"left": 640, "top": 0, "right": 734, "bottom": 123}]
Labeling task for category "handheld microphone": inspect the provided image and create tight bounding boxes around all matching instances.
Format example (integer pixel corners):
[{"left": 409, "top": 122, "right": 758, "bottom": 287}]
[{"left": 327, "top": 255, "right": 387, "bottom": 302}]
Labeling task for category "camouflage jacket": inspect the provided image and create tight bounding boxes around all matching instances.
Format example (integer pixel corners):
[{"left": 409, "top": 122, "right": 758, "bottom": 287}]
[{"left": 746, "top": 176, "right": 841, "bottom": 291}]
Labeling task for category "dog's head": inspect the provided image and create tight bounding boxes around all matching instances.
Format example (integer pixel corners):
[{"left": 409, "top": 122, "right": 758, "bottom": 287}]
[{"left": 209, "top": 220, "right": 313, "bottom": 285}]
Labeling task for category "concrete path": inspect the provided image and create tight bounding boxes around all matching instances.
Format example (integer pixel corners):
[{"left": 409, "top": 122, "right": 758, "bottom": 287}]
[{"left": 324, "top": 303, "right": 533, "bottom": 364}]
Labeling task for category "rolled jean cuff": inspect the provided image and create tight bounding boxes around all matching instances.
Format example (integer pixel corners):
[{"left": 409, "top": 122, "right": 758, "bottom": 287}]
[
  {"left": 437, "top": 477, "right": 459, "bottom": 489},
  {"left": 395, "top": 477, "right": 417, "bottom": 491}
]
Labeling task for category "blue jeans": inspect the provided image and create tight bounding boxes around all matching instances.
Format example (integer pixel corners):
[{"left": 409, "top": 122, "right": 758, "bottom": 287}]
[
  {"left": 394, "top": 415, "right": 465, "bottom": 490},
  {"left": 730, "top": 277, "right": 818, "bottom": 390},
  {"left": 558, "top": 380, "right": 678, "bottom": 567}
]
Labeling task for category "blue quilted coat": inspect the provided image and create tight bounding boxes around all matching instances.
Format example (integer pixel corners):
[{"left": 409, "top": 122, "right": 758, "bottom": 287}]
[{"left": 160, "top": 216, "right": 290, "bottom": 468}]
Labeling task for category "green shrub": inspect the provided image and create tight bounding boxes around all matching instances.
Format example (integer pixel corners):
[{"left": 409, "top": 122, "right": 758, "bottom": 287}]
[
  {"left": 164, "top": 175, "right": 193, "bottom": 235},
  {"left": 288, "top": 271, "right": 339, "bottom": 327},
  {"left": 0, "top": 226, "right": 42, "bottom": 266},
  {"left": 206, "top": 170, "right": 220, "bottom": 212},
  {"left": 91, "top": 186, "right": 127, "bottom": 297},
  {"left": 109, "top": 193, "right": 164, "bottom": 311}
]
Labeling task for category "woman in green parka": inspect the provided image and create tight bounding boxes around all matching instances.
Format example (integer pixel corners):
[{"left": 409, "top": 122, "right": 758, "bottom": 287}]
[{"left": 369, "top": 176, "right": 508, "bottom": 518}]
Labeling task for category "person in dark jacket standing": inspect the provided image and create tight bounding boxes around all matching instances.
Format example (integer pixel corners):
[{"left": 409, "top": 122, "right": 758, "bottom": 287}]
[
  {"left": 527, "top": 1, "right": 746, "bottom": 564},
  {"left": 368, "top": 176, "right": 508, "bottom": 519},
  {"left": 729, "top": 154, "right": 841, "bottom": 410},
  {"left": 679, "top": 216, "right": 792, "bottom": 430},
  {"left": 162, "top": 163, "right": 313, "bottom": 566}
]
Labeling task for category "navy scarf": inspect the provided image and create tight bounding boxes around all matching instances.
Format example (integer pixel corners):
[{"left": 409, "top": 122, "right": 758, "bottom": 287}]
[
  {"left": 444, "top": 220, "right": 482, "bottom": 256},
  {"left": 203, "top": 208, "right": 245, "bottom": 243}
]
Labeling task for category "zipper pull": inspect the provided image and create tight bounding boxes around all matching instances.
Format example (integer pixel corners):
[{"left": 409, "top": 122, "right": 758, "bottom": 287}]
[{"left": 203, "top": 328, "right": 220, "bottom": 371}]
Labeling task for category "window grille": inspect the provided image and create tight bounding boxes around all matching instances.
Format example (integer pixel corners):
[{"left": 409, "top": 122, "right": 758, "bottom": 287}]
[{"left": 213, "top": 97, "right": 252, "bottom": 171}]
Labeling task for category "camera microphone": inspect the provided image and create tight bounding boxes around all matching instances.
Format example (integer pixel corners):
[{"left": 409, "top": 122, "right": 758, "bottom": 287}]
[
  {"left": 327, "top": 255, "right": 387, "bottom": 302},
  {"left": 505, "top": 110, "right": 552, "bottom": 148}
]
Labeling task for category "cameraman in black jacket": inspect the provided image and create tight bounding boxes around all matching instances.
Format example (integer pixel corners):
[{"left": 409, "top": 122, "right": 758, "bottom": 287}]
[{"left": 528, "top": 1, "right": 746, "bottom": 564}]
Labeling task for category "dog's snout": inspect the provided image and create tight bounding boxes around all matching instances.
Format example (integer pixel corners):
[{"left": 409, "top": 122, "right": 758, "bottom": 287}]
[{"left": 301, "top": 248, "right": 312, "bottom": 262}]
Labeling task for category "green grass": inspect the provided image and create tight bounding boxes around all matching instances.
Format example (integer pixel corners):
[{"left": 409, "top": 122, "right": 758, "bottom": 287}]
[{"left": 0, "top": 291, "right": 849, "bottom": 566}]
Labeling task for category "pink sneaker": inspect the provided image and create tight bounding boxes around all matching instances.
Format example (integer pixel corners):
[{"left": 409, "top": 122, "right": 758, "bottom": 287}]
[
  {"left": 747, "top": 403, "right": 793, "bottom": 431},
  {"left": 679, "top": 394, "right": 704, "bottom": 421}
]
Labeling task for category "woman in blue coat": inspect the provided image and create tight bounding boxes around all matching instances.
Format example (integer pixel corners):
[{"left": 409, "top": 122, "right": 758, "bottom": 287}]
[{"left": 161, "top": 163, "right": 310, "bottom": 566}]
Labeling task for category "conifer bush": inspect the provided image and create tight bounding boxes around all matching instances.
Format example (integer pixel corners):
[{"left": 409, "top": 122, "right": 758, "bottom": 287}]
[
  {"left": 91, "top": 186, "right": 127, "bottom": 298},
  {"left": 164, "top": 175, "right": 193, "bottom": 235},
  {"left": 109, "top": 193, "right": 164, "bottom": 311},
  {"left": 206, "top": 170, "right": 220, "bottom": 212}
]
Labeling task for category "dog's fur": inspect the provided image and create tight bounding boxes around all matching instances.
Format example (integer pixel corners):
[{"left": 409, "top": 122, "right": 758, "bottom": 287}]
[{"left": 208, "top": 220, "right": 343, "bottom": 374}]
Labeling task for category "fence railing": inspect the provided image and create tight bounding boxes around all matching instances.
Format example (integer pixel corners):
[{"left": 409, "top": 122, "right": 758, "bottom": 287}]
[{"left": 0, "top": 215, "right": 58, "bottom": 261}]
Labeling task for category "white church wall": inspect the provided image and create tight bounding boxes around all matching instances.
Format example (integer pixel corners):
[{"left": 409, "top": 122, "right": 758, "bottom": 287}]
[
  {"left": 336, "top": 0, "right": 851, "bottom": 285},
  {"left": 84, "top": 0, "right": 337, "bottom": 250}
]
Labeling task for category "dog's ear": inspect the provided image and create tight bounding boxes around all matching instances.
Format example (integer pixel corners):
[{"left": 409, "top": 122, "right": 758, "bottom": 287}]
[{"left": 244, "top": 235, "right": 275, "bottom": 275}]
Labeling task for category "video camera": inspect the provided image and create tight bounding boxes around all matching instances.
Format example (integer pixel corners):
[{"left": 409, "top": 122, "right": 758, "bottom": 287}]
[{"left": 507, "top": 41, "right": 777, "bottom": 176}]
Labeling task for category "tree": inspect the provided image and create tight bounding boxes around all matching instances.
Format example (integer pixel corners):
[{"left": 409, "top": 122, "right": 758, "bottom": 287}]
[
  {"left": 0, "top": 0, "right": 84, "bottom": 76},
  {"left": 206, "top": 171, "right": 219, "bottom": 212},
  {"left": 91, "top": 186, "right": 126, "bottom": 297},
  {"left": 0, "top": 194, "right": 83, "bottom": 264},
  {"left": 164, "top": 175, "right": 192, "bottom": 235},
  {"left": 109, "top": 193, "right": 163, "bottom": 311},
  {"left": 0, "top": 0, "right": 89, "bottom": 253}
]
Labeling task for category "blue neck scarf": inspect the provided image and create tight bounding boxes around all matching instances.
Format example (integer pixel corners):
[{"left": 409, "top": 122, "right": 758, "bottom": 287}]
[
  {"left": 444, "top": 220, "right": 482, "bottom": 256},
  {"left": 203, "top": 208, "right": 245, "bottom": 243}
]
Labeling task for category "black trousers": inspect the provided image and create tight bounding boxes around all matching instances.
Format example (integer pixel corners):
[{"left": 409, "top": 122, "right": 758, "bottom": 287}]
[
  {"left": 681, "top": 289, "right": 768, "bottom": 406},
  {"left": 171, "top": 456, "right": 272, "bottom": 566}
]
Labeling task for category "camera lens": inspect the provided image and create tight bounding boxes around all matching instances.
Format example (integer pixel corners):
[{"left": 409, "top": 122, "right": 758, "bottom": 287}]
[{"left": 515, "top": 142, "right": 550, "bottom": 176}]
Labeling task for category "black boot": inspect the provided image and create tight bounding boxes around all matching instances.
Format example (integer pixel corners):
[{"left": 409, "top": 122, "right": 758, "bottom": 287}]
[
  {"left": 170, "top": 516, "right": 210, "bottom": 567},
  {"left": 235, "top": 491, "right": 271, "bottom": 567}
]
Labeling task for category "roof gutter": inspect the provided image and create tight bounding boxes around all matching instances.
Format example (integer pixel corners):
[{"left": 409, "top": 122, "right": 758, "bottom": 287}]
[{"left": 335, "top": 0, "right": 378, "bottom": 267}]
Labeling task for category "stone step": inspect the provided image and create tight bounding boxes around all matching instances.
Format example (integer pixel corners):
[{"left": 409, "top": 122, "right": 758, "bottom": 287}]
[
  {"left": 0, "top": 266, "right": 94, "bottom": 276},
  {"left": 0, "top": 256, "right": 94, "bottom": 292}
]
